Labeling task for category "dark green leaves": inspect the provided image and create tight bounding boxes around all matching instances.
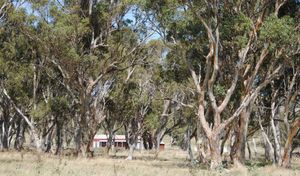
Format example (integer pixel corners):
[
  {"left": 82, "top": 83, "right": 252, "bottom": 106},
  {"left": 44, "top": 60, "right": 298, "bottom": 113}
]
[{"left": 260, "top": 15, "right": 295, "bottom": 48}]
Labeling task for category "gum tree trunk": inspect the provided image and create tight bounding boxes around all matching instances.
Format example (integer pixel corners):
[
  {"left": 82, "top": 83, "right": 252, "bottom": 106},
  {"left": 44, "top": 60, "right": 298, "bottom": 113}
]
[
  {"left": 80, "top": 130, "right": 97, "bottom": 158},
  {"left": 0, "top": 104, "right": 9, "bottom": 151},
  {"left": 209, "top": 135, "right": 222, "bottom": 170},
  {"left": 14, "top": 118, "right": 26, "bottom": 150},
  {"left": 125, "top": 121, "right": 138, "bottom": 160},
  {"left": 127, "top": 142, "right": 136, "bottom": 160},
  {"left": 270, "top": 114, "right": 281, "bottom": 164},
  {"left": 195, "top": 121, "right": 207, "bottom": 163},
  {"left": 184, "top": 118, "right": 195, "bottom": 163},
  {"left": 154, "top": 99, "right": 171, "bottom": 149},
  {"left": 55, "top": 119, "right": 63, "bottom": 155},
  {"left": 281, "top": 117, "right": 300, "bottom": 167},
  {"left": 264, "top": 128, "right": 275, "bottom": 163},
  {"left": 2, "top": 88, "right": 42, "bottom": 152},
  {"left": 230, "top": 107, "right": 250, "bottom": 166},
  {"left": 74, "top": 125, "right": 81, "bottom": 155}
]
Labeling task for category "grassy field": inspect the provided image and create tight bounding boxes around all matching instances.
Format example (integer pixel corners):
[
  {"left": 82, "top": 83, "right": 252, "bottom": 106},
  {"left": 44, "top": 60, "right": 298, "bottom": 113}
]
[{"left": 0, "top": 147, "right": 300, "bottom": 176}]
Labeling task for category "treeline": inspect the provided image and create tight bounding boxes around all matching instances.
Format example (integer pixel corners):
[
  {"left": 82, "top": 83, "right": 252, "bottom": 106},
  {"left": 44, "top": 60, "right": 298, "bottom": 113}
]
[{"left": 0, "top": 0, "right": 299, "bottom": 170}]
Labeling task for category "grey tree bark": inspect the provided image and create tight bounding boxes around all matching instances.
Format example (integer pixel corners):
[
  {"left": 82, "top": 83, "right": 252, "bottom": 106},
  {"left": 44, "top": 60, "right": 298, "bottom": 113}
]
[{"left": 154, "top": 99, "right": 171, "bottom": 150}]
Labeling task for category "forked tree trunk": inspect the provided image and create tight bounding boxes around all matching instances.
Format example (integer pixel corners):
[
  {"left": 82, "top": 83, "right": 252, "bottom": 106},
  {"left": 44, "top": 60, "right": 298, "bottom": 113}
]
[
  {"left": 281, "top": 117, "right": 300, "bottom": 168},
  {"left": 197, "top": 103, "right": 224, "bottom": 169}
]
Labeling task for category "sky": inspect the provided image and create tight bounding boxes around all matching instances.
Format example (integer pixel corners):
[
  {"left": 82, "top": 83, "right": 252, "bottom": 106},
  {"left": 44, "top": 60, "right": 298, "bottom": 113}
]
[{"left": 14, "top": 1, "right": 161, "bottom": 42}]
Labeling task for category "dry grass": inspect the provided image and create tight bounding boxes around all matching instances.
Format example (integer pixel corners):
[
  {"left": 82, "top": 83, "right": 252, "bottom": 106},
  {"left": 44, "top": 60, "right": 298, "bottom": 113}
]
[
  {"left": 0, "top": 148, "right": 300, "bottom": 176},
  {"left": 0, "top": 149, "right": 192, "bottom": 176}
]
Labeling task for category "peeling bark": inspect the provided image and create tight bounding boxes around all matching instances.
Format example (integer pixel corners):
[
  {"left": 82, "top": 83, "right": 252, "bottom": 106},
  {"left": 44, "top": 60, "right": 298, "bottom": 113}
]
[
  {"left": 230, "top": 106, "right": 250, "bottom": 165},
  {"left": 281, "top": 117, "right": 300, "bottom": 167}
]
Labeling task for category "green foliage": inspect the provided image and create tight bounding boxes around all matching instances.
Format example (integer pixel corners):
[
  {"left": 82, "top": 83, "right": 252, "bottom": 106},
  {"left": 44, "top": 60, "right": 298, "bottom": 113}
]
[
  {"left": 109, "top": 28, "right": 138, "bottom": 52},
  {"left": 49, "top": 97, "right": 69, "bottom": 115},
  {"left": 214, "top": 84, "right": 226, "bottom": 97},
  {"left": 30, "top": 102, "right": 50, "bottom": 120},
  {"left": 260, "top": 15, "right": 295, "bottom": 49},
  {"left": 94, "top": 2, "right": 111, "bottom": 25},
  {"left": 4, "top": 65, "right": 32, "bottom": 103},
  {"left": 222, "top": 12, "right": 252, "bottom": 48},
  {"left": 0, "top": 1, "right": 299, "bottom": 166},
  {"left": 161, "top": 50, "right": 190, "bottom": 84},
  {"left": 144, "top": 111, "right": 160, "bottom": 130}
]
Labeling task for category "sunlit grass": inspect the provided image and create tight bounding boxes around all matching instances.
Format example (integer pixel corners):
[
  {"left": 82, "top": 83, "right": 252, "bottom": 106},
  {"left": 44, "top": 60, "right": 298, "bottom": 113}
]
[{"left": 0, "top": 147, "right": 299, "bottom": 176}]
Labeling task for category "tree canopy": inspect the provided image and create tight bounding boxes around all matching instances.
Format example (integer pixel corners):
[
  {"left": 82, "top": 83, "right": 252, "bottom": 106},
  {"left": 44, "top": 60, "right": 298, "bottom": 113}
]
[{"left": 0, "top": 0, "right": 299, "bottom": 170}]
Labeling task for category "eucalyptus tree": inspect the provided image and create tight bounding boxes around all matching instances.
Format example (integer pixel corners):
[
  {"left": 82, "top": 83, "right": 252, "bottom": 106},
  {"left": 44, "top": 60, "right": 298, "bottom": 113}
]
[
  {"left": 235, "top": 0, "right": 300, "bottom": 166},
  {"left": 0, "top": 0, "right": 299, "bottom": 170},
  {"left": 151, "top": 46, "right": 193, "bottom": 151},
  {"left": 0, "top": 0, "right": 152, "bottom": 156},
  {"left": 140, "top": 0, "right": 297, "bottom": 169},
  {"left": 280, "top": 1, "right": 300, "bottom": 167},
  {"left": 50, "top": 1, "right": 152, "bottom": 156},
  {"left": 109, "top": 62, "right": 156, "bottom": 160},
  {"left": 0, "top": 1, "right": 48, "bottom": 151},
  {"left": 153, "top": 57, "right": 197, "bottom": 157}
]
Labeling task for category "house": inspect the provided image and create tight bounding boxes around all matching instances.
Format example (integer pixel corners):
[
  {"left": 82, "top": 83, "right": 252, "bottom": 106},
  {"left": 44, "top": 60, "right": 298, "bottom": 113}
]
[
  {"left": 93, "top": 134, "right": 165, "bottom": 150},
  {"left": 159, "top": 142, "right": 165, "bottom": 150},
  {"left": 93, "top": 134, "right": 128, "bottom": 148}
]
